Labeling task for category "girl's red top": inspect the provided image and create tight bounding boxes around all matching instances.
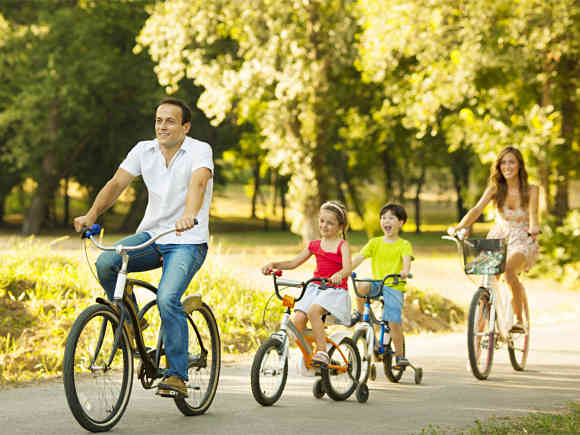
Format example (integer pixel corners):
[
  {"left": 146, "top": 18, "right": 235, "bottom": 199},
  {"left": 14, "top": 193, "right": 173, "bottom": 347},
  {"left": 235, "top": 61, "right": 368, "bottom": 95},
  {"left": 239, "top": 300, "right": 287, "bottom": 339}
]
[{"left": 308, "top": 240, "right": 348, "bottom": 289}]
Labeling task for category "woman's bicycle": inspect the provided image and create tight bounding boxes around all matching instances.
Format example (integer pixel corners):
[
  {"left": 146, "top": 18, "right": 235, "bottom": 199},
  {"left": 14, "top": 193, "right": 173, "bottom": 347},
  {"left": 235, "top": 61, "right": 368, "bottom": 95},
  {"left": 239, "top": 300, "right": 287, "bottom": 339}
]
[
  {"left": 63, "top": 224, "right": 221, "bottom": 432},
  {"left": 443, "top": 231, "right": 530, "bottom": 380},
  {"left": 350, "top": 273, "right": 423, "bottom": 402},
  {"left": 250, "top": 271, "right": 361, "bottom": 406}
]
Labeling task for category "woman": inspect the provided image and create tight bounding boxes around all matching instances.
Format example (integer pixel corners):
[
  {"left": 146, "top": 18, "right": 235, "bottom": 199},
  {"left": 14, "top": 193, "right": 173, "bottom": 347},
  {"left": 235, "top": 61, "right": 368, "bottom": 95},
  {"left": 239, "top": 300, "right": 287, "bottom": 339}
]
[{"left": 449, "top": 146, "right": 540, "bottom": 331}]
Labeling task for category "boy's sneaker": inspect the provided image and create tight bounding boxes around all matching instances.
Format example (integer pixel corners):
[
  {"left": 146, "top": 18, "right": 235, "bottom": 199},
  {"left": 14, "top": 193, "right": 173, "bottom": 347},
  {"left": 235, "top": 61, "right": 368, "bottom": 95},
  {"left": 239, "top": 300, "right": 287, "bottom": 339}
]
[
  {"left": 395, "top": 356, "right": 409, "bottom": 368},
  {"left": 349, "top": 310, "right": 362, "bottom": 327}
]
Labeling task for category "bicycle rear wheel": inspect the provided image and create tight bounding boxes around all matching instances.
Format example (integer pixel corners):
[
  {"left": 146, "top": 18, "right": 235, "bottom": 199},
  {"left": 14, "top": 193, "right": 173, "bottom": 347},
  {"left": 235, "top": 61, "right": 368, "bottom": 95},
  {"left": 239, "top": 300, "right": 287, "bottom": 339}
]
[
  {"left": 383, "top": 336, "right": 406, "bottom": 383},
  {"left": 63, "top": 304, "right": 133, "bottom": 432},
  {"left": 508, "top": 292, "right": 530, "bottom": 371},
  {"left": 467, "top": 287, "right": 495, "bottom": 380},
  {"left": 352, "top": 327, "right": 372, "bottom": 384},
  {"left": 321, "top": 337, "right": 360, "bottom": 401},
  {"left": 175, "top": 302, "right": 221, "bottom": 416},
  {"left": 251, "top": 337, "right": 288, "bottom": 406}
]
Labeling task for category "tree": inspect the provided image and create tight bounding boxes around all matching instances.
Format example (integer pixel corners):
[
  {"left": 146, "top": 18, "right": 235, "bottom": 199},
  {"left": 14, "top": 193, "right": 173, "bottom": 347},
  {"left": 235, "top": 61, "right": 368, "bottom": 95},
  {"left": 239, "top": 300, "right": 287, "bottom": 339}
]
[{"left": 137, "top": 0, "right": 363, "bottom": 240}]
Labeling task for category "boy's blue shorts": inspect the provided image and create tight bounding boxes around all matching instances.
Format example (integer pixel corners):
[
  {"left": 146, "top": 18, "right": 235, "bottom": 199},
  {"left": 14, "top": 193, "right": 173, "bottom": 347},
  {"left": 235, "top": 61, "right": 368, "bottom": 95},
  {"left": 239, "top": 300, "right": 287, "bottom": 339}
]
[{"left": 368, "top": 281, "right": 404, "bottom": 325}]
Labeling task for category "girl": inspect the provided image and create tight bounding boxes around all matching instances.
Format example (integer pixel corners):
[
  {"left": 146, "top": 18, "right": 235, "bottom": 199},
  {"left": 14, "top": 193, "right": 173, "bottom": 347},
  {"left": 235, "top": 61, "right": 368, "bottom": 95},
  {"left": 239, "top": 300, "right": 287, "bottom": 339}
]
[
  {"left": 448, "top": 146, "right": 540, "bottom": 331},
  {"left": 261, "top": 200, "right": 352, "bottom": 368}
]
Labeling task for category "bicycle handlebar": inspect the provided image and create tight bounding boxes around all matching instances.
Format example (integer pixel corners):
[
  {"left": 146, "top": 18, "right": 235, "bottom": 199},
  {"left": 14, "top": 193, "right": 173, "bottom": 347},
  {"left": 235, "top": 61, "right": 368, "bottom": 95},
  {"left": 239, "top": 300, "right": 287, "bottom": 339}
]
[
  {"left": 267, "top": 270, "right": 334, "bottom": 303},
  {"left": 349, "top": 272, "right": 412, "bottom": 299},
  {"left": 81, "top": 220, "right": 198, "bottom": 252}
]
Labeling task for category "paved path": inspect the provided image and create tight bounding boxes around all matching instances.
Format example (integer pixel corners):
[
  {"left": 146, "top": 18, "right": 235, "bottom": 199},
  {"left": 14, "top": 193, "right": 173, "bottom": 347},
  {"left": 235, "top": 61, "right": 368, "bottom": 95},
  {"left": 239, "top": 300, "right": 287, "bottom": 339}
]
[{"left": 1, "top": 319, "right": 579, "bottom": 435}]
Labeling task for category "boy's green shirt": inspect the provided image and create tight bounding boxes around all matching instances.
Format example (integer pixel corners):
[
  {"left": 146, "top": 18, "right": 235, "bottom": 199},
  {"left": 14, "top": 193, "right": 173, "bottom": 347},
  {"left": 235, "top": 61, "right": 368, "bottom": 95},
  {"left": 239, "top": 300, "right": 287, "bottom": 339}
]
[{"left": 360, "top": 237, "right": 413, "bottom": 292}]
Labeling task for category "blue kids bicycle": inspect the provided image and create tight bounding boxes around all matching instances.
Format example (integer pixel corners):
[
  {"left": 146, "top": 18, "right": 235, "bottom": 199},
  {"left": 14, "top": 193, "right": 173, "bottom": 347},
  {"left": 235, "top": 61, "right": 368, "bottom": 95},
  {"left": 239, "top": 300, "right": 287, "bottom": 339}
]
[{"left": 350, "top": 273, "right": 423, "bottom": 402}]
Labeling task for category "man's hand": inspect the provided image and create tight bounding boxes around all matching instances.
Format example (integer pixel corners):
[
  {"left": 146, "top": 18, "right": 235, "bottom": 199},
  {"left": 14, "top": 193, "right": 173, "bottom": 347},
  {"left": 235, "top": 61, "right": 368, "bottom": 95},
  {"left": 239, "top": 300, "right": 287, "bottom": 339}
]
[
  {"left": 175, "top": 215, "right": 197, "bottom": 234},
  {"left": 73, "top": 214, "right": 96, "bottom": 233}
]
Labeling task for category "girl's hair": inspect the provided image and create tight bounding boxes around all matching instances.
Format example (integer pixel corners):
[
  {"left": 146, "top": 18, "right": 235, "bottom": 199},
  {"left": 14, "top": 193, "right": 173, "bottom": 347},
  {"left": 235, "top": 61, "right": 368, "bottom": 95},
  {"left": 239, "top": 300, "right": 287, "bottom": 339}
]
[
  {"left": 320, "top": 200, "right": 349, "bottom": 239},
  {"left": 489, "top": 146, "right": 530, "bottom": 209}
]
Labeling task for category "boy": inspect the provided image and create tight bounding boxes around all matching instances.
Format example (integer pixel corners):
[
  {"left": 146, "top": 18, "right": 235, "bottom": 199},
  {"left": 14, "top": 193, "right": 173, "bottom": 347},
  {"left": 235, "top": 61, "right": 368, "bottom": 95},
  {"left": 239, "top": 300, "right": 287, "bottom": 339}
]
[{"left": 349, "top": 203, "right": 413, "bottom": 367}]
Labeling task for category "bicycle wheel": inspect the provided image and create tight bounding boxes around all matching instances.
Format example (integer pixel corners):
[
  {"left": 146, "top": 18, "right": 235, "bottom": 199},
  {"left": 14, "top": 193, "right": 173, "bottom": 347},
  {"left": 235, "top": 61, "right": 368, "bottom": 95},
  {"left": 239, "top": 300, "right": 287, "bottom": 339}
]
[
  {"left": 508, "top": 292, "right": 530, "bottom": 371},
  {"left": 383, "top": 336, "right": 406, "bottom": 383},
  {"left": 467, "top": 287, "right": 495, "bottom": 380},
  {"left": 352, "top": 327, "right": 372, "bottom": 384},
  {"left": 321, "top": 337, "right": 360, "bottom": 401},
  {"left": 250, "top": 337, "right": 288, "bottom": 406},
  {"left": 63, "top": 304, "right": 133, "bottom": 433},
  {"left": 175, "top": 302, "right": 221, "bottom": 416}
]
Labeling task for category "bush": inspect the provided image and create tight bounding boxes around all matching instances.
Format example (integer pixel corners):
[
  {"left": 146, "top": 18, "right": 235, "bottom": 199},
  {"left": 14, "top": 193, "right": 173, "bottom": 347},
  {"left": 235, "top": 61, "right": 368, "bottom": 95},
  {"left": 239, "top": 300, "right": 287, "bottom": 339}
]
[{"left": 532, "top": 210, "right": 580, "bottom": 290}]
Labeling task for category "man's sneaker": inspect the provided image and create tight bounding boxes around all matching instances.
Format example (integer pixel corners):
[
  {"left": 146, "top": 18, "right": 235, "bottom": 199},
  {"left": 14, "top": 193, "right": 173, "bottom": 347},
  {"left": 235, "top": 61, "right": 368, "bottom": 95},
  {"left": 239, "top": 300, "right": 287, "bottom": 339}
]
[
  {"left": 349, "top": 310, "right": 362, "bottom": 327},
  {"left": 395, "top": 356, "right": 409, "bottom": 368},
  {"left": 157, "top": 376, "right": 187, "bottom": 397}
]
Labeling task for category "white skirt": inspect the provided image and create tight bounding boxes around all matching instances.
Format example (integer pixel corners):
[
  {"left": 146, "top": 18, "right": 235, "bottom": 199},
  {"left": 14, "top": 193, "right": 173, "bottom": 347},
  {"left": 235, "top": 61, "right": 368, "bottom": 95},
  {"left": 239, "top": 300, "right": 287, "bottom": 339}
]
[{"left": 294, "top": 283, "right": 352, "bottom": 326}]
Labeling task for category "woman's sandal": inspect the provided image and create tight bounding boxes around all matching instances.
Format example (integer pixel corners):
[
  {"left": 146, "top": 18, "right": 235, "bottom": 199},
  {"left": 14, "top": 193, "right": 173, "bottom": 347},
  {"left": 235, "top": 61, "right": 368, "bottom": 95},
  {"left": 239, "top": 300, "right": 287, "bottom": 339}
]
[{"left": 311, "top": 351, "right": 329, "bottom": 368}]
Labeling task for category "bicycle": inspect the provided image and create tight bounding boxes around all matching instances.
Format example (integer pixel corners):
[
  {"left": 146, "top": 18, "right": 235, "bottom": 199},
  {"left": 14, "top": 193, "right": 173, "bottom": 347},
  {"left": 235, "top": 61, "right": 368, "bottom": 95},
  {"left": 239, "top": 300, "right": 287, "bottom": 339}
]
[
  {"left": 443, "top": 231, "right": 530, "bottom": 380},
  {"left": 63, "top": 224, "right": 221, "bottom": 432},
  {"left": 250, "top": 271, "right": 361, "bottom": 406},
  {"left": 350, "top": 273, "right": 423, "bottom": 402}
]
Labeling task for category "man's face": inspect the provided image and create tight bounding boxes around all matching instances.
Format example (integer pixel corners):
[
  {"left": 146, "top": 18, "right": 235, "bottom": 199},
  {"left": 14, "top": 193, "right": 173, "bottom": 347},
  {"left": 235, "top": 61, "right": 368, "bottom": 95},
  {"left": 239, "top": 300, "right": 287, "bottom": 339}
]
[{"left": 155, "top": 104, "right": 190, "bottom": 149}]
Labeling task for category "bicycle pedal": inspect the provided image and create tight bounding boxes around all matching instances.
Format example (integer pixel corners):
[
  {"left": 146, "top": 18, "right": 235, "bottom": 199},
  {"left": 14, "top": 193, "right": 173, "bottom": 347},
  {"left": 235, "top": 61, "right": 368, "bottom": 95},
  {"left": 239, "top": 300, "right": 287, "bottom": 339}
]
[{"left": 156, "top": 387, "right": 186, "bottom": 398}]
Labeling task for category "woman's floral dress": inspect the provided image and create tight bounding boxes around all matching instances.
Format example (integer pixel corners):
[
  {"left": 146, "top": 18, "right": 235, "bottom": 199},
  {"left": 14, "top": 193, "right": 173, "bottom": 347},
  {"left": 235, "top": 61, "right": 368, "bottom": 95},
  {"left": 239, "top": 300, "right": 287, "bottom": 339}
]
[{"left": 487, "top": 207, "right": 539, "bottom": 271}]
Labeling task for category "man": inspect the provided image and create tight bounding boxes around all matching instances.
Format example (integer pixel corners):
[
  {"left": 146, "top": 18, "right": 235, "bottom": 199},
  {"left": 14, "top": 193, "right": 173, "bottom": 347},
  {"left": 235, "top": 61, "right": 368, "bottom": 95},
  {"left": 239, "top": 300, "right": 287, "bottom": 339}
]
[{"left": 73, "top": 98, "right": 213, "bottom": 397}]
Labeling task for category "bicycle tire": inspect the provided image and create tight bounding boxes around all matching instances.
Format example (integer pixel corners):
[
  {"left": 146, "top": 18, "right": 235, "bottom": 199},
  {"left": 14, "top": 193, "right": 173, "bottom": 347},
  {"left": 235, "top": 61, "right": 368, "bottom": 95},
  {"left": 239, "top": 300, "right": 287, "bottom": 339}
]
[
  {"left": 352, "top": 327, "right": 372, "bottom": 384},
  {"left": 174, "top": 302, "right": 221, "bottom": 416},
  {"left": 250, "top": 337, "right": 288, "bottom": 406},
  {"left": 508, "top": 292, "right": 530, "bottom": 371},
  {"left": 383, "top": 336, "right": 406, "bottom": 383},
  {"left": 321, "top": 337, "right": 360, "bottom": 401},
  {"left": 63, "top": 304, "right": 133, "bottom": 432},
  {"left": 467, "top": 287, "right": 495, "bottom": 380}
]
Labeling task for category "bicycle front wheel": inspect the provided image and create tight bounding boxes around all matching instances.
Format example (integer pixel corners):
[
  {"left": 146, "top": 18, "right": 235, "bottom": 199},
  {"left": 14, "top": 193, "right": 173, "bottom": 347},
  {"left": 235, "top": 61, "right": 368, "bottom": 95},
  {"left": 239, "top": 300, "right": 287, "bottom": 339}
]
[
  {"left": 175, "top": 302, "right": 221, "bottom": 416},
  {"left": 250, "top": 337, "right": 288, "bottom": 406},
  {"left": 467, "top": 287, "right": 495, "bottom": 380},
  {"left": 352, "top": 327, "right": 372, "bottom": 384},
  {"left": 322, "top": 337, "right": 360, "bottom": 401},
  {"left": 63, "top": 304, "right": 133, "bottom": 433},
  {"left": 383, "top": 336, "right": 406, "bottom": 383},
  {"left": 508, "top": 292, "right": 530, "bottom": 371}
]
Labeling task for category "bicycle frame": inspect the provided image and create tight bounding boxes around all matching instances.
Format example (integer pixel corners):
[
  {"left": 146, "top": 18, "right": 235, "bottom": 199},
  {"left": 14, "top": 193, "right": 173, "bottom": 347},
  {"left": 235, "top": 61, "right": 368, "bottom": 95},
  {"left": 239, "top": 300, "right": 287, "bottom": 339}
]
[
  {"left": 270, "top": 274, "right": 352, "bottom": 376},
  {"left": 81, "top": 224, "right": 191, "bottom": 381},
  {"left": 443, "top": 234, "right": 514, "bottom": 342}
]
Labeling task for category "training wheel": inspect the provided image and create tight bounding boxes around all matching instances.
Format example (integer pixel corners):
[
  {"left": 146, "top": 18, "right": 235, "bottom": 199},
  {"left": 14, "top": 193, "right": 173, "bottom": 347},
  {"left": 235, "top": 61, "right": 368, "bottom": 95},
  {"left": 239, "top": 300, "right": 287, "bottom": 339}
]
[
  {"left": 414, "top": 367, "right": 423, "bottom": 385},
  {"left": 312, "top": 379, "right": 325, "bottom": 399},
  {"left": 356, "top": 384, "right": 369, "bottom": 403}
]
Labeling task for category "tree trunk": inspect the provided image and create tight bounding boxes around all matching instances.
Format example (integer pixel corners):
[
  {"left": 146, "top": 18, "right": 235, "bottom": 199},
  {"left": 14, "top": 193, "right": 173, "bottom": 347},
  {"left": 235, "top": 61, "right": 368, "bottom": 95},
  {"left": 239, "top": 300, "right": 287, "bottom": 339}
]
[
  {"left": 414, "top": 165, "right": 426, "bottom": 234},
  {"left": 552, "top": 56, "right": 576, "bottom": 220},
  {"left": 381, "top": 147, "right": 393, "bottom": 199},
  {"left": 251, "top": 156, "right": 261, "bottom": 218},
  {"left": 62, "top": 176, "right": 70, "bottom": 227},
  {"left": 22, "top": 153, "right": 60, "bottom": 235},
  {"left": 22, "top": 104, "right": 61, "bottom": 236}
]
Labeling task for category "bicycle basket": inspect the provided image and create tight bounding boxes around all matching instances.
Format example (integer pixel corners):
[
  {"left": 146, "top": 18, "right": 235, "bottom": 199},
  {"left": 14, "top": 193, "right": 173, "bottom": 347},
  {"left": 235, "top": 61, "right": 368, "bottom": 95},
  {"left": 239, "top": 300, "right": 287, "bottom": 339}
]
[{"left": 463, "top": 238, "right": 507, "bottom": 275}]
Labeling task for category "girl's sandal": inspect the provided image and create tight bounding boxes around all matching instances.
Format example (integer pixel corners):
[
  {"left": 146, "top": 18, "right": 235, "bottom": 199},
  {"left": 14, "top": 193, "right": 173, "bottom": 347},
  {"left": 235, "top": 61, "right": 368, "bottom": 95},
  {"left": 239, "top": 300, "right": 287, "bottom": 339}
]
[{"left": 311, "top": 351, "right": 329, "bottom": 369}]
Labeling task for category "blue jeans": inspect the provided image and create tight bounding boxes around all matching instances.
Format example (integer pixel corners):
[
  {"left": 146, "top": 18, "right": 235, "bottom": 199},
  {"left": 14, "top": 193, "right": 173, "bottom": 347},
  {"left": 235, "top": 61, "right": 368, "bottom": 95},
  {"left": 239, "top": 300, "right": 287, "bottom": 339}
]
[{"left": 95, "top": 232, "right": 208, "bottom": 381}]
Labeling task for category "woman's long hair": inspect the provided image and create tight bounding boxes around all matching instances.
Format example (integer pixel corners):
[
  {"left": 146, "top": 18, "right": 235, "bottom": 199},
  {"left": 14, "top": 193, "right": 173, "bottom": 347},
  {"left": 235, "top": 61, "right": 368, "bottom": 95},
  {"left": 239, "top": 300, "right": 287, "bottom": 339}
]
[{"left": 489, "top": 146, "right": 530, "bottom": 210}]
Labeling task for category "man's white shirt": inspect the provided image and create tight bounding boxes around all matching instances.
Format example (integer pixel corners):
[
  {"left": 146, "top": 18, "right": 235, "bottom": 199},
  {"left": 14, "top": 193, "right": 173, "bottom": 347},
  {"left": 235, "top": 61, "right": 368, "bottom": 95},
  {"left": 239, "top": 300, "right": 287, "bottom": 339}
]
[{"left": 120, "top": 136, "right": 213, "bottom": 244}]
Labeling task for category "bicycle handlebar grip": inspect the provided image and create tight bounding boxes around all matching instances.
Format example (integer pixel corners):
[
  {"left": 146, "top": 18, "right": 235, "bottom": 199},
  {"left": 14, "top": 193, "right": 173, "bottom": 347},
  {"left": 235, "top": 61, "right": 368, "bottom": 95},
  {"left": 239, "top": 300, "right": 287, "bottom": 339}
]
[{"left": 81, "top": 223, "right": 102, "bottom": 239}]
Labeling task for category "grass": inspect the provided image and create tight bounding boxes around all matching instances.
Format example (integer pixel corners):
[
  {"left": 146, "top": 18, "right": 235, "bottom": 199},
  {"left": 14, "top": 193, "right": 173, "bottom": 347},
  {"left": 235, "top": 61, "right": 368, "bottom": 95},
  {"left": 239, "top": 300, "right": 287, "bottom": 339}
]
[{"left": 415, "top": 401, "right": 580, "bottom": 434}]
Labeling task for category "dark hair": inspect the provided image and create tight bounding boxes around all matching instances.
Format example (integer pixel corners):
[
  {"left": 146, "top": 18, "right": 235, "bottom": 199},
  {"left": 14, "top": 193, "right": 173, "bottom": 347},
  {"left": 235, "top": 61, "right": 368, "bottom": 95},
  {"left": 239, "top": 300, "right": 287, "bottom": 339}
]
[
  {"left": 380, "top": 203, "right": 407, "bottom": 224},
  {"left": 158, "top": 98, "right": 192, "bottom": 125},
  {"left": 320, "top": 200, "right": 349, "bottom": 239},
  {"left": 490, "top": 146, "right": 529, "bottom": 209}
]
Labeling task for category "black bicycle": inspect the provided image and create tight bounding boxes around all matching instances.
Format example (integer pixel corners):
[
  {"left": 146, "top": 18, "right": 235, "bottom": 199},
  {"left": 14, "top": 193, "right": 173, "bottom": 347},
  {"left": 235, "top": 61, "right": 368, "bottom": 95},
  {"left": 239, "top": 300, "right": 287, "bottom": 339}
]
[{"left": 63, "top": 224, "right": 221, "bottom": 432}]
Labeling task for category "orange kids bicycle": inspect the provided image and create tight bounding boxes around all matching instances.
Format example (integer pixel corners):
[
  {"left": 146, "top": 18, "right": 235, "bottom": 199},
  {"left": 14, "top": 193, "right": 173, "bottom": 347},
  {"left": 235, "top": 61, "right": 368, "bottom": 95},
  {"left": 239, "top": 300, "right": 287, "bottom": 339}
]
[{"left": 251, "top": 271, "right": 362, "bottom": 405}]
